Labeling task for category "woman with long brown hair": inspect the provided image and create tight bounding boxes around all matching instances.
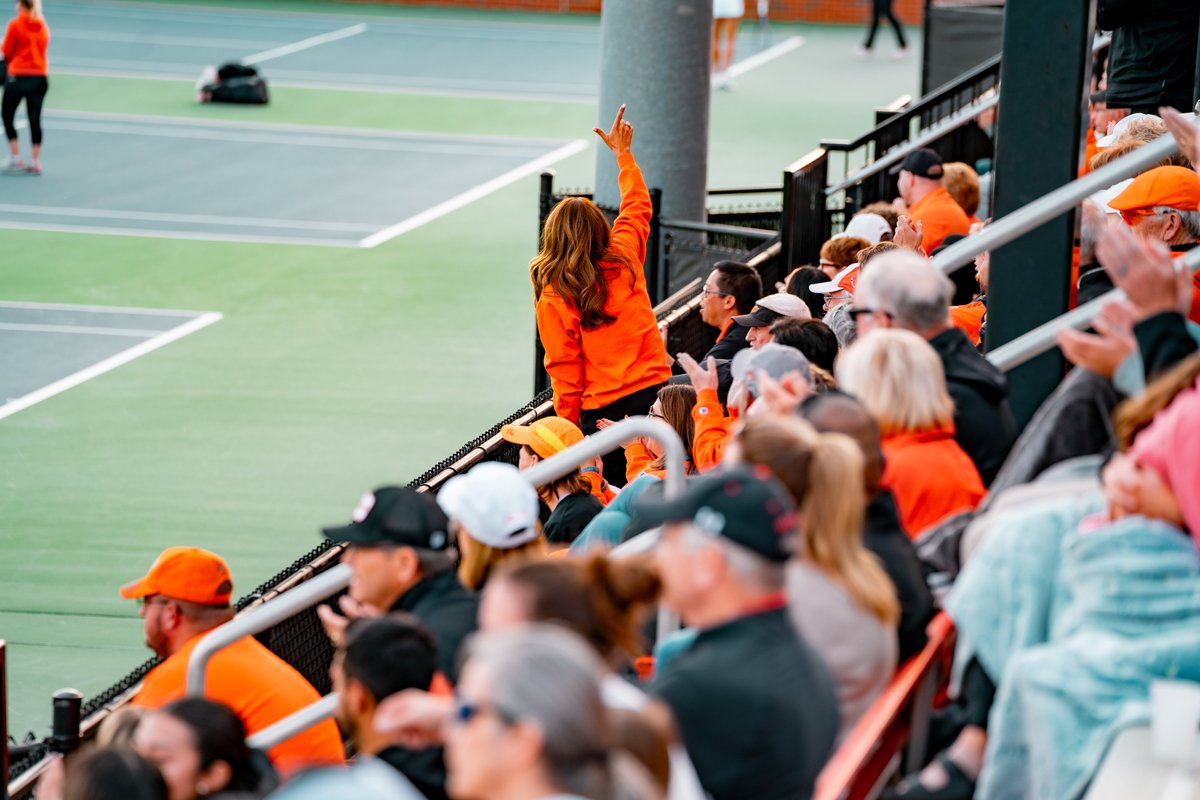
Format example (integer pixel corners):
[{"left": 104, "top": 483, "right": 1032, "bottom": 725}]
[
  {"left": 532, "top": 104, "right": 670, "bottom": 486},
  {"left": 598, "top": 383, "right": 697, "bottom": 484},
  {"left": 729, "top": 414, "right": 900, "bottom": 737}
]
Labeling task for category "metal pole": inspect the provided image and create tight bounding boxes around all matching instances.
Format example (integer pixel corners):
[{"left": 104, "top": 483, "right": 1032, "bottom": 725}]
[
  {"left": 521, "top": 416, "right": 686, "bottom": 501},
  {"left": 246, "top": 694, "right": 340, "bottom": 752},
  {"left": 186, "top": 564, "right": 352, "bottom": 696},
  {"left": 648, "top": 187, "right": 664, "bottom": 304},
  {"left": 931, "top": 131, "right": 1183, "bottom": 276},
  {"left": 986, "top": 248, "right": 1200, "bottom": 373},
  {"left": 50, "top": 690, "right": 82, "bottom": 757}
]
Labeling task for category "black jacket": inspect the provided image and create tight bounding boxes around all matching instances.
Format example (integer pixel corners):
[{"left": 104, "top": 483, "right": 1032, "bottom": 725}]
[
  {"left": 704, "top": 321, "right": 751, "bottom": 363},
  {"left": 1100, "top": 0, "right": 1199, "bottom": 112},
  {"left": 863, "top": 492, "right": 935, "bottom": 663},
  {"left": 391, "top": 570, "right": 478, "bottom": 684},
  {"left": 1135, "top": 311, "right": 1199, "bottom": 381},
  {"left": 651, "top": 607, "right": 838, "bottom": 800},
  {"left": 928, "top": 328, "right": 1017, "bottom": 486},
  {"left": 377, "top": 746, "right": 449, "bottom": 800}
]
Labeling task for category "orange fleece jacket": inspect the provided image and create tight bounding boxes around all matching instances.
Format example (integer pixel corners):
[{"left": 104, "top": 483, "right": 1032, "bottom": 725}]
[
  {"left": 909, "top": 186, "right": 972, "bottom": 253},
  {"left": 1, "top": 10, "right": 49, "bottom": 76},
  {"left": 691, "top": 387, "right": 732, "bottom": 472},
  {"left": 881, "top": 426, "right": 985, "bottom": 538},
  {"left": 536, "top": 152, "right": 670, "bottom": 424}
]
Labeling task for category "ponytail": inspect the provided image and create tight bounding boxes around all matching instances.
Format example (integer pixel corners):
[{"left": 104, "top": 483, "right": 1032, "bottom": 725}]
[
  {"left": 584, "top": 553, "right": 661, "bottom": 660},
  {"left": 803, "top": 433, "right": 900, "bottom": 627}
]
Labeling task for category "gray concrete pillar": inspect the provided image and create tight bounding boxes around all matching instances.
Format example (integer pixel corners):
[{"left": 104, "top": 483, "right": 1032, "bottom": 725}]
[{"left": 593, "top": 0, "right": 712, "bottom": 227}]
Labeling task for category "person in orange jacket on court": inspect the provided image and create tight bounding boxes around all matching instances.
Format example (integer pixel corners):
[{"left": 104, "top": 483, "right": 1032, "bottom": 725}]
[
  {"left": 531, "top": 104, "right": 670, "bottom": 486},
  {"left": 892, "top": 148, "right": 971, "bottom": 253},
  {"left": 2, "top": 0, "right": 50, "bottom": 174}
]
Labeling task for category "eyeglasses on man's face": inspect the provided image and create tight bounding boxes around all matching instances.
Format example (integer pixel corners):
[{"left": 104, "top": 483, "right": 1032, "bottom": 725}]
[
  {"left": 847, "top": 306, "right": 892, "bottom": 322},
  {"left": 701, "top": 286, "right": 729, "bottom": 298}
]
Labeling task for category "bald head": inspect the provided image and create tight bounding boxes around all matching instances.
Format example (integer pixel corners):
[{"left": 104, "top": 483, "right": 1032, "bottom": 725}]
[
  {"left": 854, "top": 250, "right": 953, "bottom": 337},
  {"left": 799, "top": 392, "right": 885, "bottom": 495}
]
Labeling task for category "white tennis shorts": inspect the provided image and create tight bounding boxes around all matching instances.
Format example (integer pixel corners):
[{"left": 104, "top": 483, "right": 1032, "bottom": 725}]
[{"left": 714, "top": 0, "right": 744, "bottom": 20}]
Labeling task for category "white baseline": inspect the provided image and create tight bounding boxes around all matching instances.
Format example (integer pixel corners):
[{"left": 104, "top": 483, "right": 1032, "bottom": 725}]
[
  {"left": 242, "top": 24, "right": 367, "bottom": 66},
  {"left": 727, "top": 36, "right": 806, "bottom": 78},
  {"left": 0, "top": 312, "right": 224, "bottom": 422}
]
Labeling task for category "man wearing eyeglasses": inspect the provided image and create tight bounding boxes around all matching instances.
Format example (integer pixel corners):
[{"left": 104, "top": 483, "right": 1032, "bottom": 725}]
[
  {"left": 1107, "top": 165, "right": 1200, "bottom": 323},
  {"left": 122, "top": 546, "right": 345, "bottom": 775},
  {"left": 699, "top": 261, "right": 762, "bottom": 362}
]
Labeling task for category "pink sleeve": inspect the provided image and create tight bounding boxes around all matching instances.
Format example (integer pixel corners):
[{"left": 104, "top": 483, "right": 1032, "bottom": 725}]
[{"left": 1129, "top": 380, "right": 1200, "bottom": 539}]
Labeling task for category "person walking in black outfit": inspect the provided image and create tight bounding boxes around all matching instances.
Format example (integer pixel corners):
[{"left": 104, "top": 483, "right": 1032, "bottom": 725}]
[
  {"left": 858, "top": 0, "right": 908, "bottom": 60},
  {"left": 2, "top": 0, "right": 50, "bottom": 174}
]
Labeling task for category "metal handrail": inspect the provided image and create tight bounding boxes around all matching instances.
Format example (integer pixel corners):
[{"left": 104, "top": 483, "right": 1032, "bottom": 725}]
[
  {"left": 186, "top": 564, "right": 353, "bottom": 696},
  {"left": 661, "top": 218, "right": 779, "bottom": 241},
  {"left": 930, "top": 129, "right": 1184, "bottom": 277},
  {"left": 825, "top": 93, "right": 999, "bottom": 196},
  {"left": 246, "top": 694, "right": 340, "bottom": 752},
  {"left": 986, "top": 247, "right": 1200, "bottom": 372}
]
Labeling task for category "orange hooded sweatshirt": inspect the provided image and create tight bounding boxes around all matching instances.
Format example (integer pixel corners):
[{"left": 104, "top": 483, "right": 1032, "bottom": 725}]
[
  {"left": 2, "top": 9, "right": 49, "bottom": 76},
  {"left": 690, "top": 387, "right": 732, "bottom": 472},
  {"left": 881, "top": 425, "right": 985, "bottom": 538},
  {"left": 535, "top": 152, "right": 671, "bottom": 424}
]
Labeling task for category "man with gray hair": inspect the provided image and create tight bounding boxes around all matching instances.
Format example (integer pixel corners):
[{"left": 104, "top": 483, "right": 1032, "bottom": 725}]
[
  {"left": 851, "top": 249, "right": 1016, "bottom": 485},
  {"left": 638, "top": 467, "right": 838, "bottom": 800},
  {"left": 1107, "top": 165, "right": 1200, "bottom": 272}
]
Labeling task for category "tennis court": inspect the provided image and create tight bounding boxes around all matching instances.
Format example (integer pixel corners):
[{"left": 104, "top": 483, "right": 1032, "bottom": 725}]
[
  {"left": 2, "top": 109, "right": 583, "bottom": 246},
  {"left": 0, "top": 0, "right": 920, "bottom": 742}
]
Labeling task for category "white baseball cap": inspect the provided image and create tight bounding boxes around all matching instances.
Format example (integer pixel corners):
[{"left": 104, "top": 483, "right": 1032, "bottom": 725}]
[
  {"left": 1096, "top": 113, "right": 1158, "bottom": 148},
  {"left": 436, "top": 462, "right": 541, "bottom": 549},
  {"left": 810, "top": 264, "right": 860, "bottom": 295},
  {"left": 841, "top": 213, "right": 892, "bottom": 245}
]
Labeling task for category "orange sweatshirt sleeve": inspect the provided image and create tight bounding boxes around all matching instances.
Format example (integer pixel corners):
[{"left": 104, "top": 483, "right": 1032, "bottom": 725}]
[
  {"left": 2, "top": 20, "right": 16, "bottom": 62},
  {"left": 608, "top": 152, "right": 652, "bottom": 268},
  {"left": 691, "top": 388, "right": 731, "bottom": 472},
  {"left": 536, "top": 294, "right": 584, "bottom": 424},
  {"left": 623, "top": 441, "right": 655, "bottom": 484}
]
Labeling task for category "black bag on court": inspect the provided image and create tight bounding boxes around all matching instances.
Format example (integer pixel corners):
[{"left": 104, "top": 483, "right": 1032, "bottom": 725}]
[{"left": 203, "top": 62, "right": 269, "bottom": 105}]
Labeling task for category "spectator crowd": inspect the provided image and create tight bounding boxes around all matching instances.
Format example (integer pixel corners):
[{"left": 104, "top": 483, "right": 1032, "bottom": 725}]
[{"left": 28, "top": 9, "right": 1200, "bottom": 800}]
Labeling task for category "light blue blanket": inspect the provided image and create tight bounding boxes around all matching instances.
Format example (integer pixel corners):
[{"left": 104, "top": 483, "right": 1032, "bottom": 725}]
[{"left": 951, "top": 509, "right": 1200, "bottom": 800}]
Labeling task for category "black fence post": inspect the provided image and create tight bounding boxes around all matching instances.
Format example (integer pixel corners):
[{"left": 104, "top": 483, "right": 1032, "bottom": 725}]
[
  {"left": 648, "top": 187, "right": 664, "bottom": 304},
  {"left": 50, "top": 689, "right": 82, "bottom": 757},
  {"left": 1, "top": 641, "right": 7, "bottom": 800},
  {"left": 533, "top": 172, "right": 555, "bottom": 396},
  {"left": 781, "top": 150, "right": 830, "bottom": 271}
]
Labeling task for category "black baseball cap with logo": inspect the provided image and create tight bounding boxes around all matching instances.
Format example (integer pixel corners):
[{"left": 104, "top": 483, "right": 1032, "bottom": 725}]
[
  {"left": 322, "top": 486, "right": 451, "bottom": 551},
  {"left": 890, "top": 147, "right": 944, "bottom": 179},
  {"left": 634, "top": 466, "right": 797, "bottom": 562}
]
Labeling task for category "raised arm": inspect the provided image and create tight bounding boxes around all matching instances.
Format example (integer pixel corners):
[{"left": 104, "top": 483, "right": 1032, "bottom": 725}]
[{"left": 595, "top": 104, "right": 652, "bottom": 265}]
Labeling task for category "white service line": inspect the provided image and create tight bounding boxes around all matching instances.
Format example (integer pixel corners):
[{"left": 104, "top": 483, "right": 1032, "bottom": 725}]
[
  {"left": 360, "top": 139, "right": 588, "bottom": 249},
  {"left": 0, "top": 203, "right": 380, "bottom": 233},
  {"left": 727, "top": 36, "right": 806, "bottom": 78},
  {"left": 0, "top": 220, "right": 357, "bottom": 248},
  {"left": 0, "top": 322, "right": 164, "bottom": 337},
  {"left": 241, "top": 23, "right": 367, "bottom": 66},
  {"left": 0, "top": 312, "right": 223, "bottom": 423},
  {"left": 0, "top": 300, "right": 209, "bottom": 316}
]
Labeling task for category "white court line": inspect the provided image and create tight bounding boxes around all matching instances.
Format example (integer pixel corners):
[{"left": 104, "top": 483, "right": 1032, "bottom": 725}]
[
  {"left": 360, "top": 139, "right": 588, "bottom": 249},
  {"left": 727, "top": 36, "right": 806, "bottom": 78},
  {"left": 52, "top": 65, "right": 597, "bottom": 105},
  {"left": 241, "top": 23, "right": 367, "bottom": 66},
  {"left": 0, "top": 312, "right": 223, "bottom": 422},
  {"left": 43, "top": 108, "right": 568, "bottom": 147},
  {"left": 0, "top": 322, "right": 164, "bottom": 337},
  {"left": 0, "top": 204, "right": 380, "bottom": 233},
  {"left": 53, "top": 29, "right": 280, "bottom": 49},
  {"left": 0, "top": 300, "right": 210, "bottom": 316},
  {"left": 0, "top": 220, "right": 357, "bottom": 248}
]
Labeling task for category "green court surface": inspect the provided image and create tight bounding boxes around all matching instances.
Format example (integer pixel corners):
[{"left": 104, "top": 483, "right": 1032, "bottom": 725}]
[{"left": 0, "top": 0, "right": 919, "bottom": 740}]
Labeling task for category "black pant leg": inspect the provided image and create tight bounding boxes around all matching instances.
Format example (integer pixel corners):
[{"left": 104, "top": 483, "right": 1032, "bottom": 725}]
[{"left": 580, "top": 383, "right": 666, "bottom": 487}]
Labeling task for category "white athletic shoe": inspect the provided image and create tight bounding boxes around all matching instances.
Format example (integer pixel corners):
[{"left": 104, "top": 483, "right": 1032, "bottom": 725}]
[
  {"left": 854, "top": 46, "right": 870, "bottom": 60},
  {"left": 891, "top": 47, "right": 910, "bottom": 61},
  {"left": 2, "top": 157, "right": 26, "bottom": 172}
]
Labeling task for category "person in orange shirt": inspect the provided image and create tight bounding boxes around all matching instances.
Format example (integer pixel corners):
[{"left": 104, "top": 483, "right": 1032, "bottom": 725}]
[
  {"left": 891, "top": 148, "right": 972, "bottom": 253},
  {"left": 603, "top": 383, "right": 697, "bottom": 483},
  {"left": 122, "top": 547, "right": 345, "bottom": 777},
  {"left": 531, "top": 105, "right": 670, "bottom": 485},
  {"left": 1, "top": 0, "right": 49, "bottom": 174},
  {"left": 837, "top": 329, "right": 985, "bottom": 538},
  {"left": 1105, "top": 164, "right": 1200, "bottom": 324}
]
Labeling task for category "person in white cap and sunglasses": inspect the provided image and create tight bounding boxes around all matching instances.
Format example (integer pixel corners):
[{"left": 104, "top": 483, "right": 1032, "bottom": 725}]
[{"left": 437, "top": 462, "right": 549, "bottom": 592}]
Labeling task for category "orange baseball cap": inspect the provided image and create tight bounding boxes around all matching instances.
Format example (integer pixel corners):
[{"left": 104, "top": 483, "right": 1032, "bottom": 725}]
[
  {"left": 500, "top": 416, "right": 584, "bottom": 460},
  {"left": 1109, "top": 166, "right": 1200, "bottom": 214},
  {"left": 119, "top": 546, "right": 234, "bottom": 606}
]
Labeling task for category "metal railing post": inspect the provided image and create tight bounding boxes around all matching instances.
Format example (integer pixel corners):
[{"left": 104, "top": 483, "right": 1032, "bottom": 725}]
[
  {"left": 1, "top": 641, "right": 7, "bottom": 800},
  {"left": 186, "top": 564, "right": 352, "bottom": 697},
  {"left": 50, "top": 690, "right": 82, "bottom": 757},
  {"left": 648, "top": 187, "right": 664, "bottom": 304}
]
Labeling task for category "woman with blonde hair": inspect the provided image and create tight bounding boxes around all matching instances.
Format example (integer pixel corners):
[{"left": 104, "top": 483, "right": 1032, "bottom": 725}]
[
  {"left": 2, "top": 0, "right": 49, "bottom": 173},
  {"left": 436, "top": 461, "right": 549, "bottom": 591},
  {"left": 532, "top": 105, "right": 670, "bottom": 487},
  {"left": 837, "top": 328, "right": 984, "bottom": 537},
  {"left": 729, "top": 415, "right": 900, "bottom": 736}
]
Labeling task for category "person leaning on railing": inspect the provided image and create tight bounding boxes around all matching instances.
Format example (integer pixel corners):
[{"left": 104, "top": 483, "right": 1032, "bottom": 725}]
[{"left": 531, "top": 104, "right": 670, "bottom": 487}]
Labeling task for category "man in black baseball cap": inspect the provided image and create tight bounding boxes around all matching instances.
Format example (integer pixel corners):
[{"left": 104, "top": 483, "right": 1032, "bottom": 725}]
[
  {"left": 637, "top": 467, "right": 839, "bottom": 800},
  {"left": 318, "top": 486, "right": 478, "bottom": 683},
  {"left": 890, "top": 147, "right": 971, "bottom": 252}
]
